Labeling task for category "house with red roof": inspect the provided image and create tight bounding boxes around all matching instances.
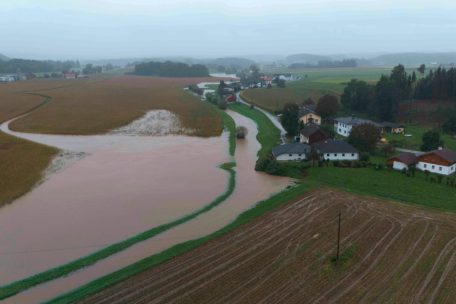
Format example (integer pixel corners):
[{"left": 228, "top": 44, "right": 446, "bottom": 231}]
[
  {"left": 387, "top": 152, "right": 418, "bottom": 171},
  {"left": 416, "top": 148, "right": 456, "bottom": 175}
]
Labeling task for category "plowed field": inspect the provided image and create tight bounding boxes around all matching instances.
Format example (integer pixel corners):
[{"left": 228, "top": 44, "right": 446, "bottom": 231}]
[{"left": 78, "top": 189, "right": 456, "bottom": 304}]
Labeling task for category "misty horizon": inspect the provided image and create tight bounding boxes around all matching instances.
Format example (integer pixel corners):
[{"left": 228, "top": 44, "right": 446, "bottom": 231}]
[{"left": 2, "top": 0, "right": 456, "bottom": 61}]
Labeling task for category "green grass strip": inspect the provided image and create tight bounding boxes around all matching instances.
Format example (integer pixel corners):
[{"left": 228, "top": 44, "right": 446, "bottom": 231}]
[
  {"left": 228, "top": 102, "right": 281, "bottom": 157},
  {"left": 46, "top": 182, "right": 314, "bottom": 304},
  {"left": 0, "top": 163, "right": 235, "bottom": 300},
  {"left": 211, "top": 105, "right": 236, "bottom": 156}
]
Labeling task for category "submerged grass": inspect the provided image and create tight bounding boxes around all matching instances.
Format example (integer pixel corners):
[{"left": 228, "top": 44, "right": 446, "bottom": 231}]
[
  {"left": 0, "top": 163, "right": 236, "bottom": 299},
  {"left": 46, "top": 182, "right": 314, "bottom": 304},
  {"left": 228, "top": 102, "right": 280, "bottom": 157}
]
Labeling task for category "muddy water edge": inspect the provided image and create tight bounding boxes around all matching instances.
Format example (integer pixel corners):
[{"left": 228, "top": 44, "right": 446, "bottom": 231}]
[{"left": 2, "top": 109, "right": 290, "bottom": 303}]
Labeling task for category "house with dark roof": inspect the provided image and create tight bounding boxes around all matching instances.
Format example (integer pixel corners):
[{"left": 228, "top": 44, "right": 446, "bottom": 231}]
[
  {"left": 334, "top": 116, "right": 382, "bottom": 137},
  {"left": 416, "top": 148, "right": 456, "bottom": 175},
  {"left": 313, "top": 139, "right": 359, "bottom": 161},
  {"left": 272, "top": 143, "right": 310, "bottom": 161},
  {"left": 387, "top": 152, "right": 418, "bottom": 171},
  {"left": 381, "top": 121, "right": 405, "bottom": 134},
  {"left": 300, "top": 124, "right": 329, "bottom": 144},
  {"left": 299, "top": 106, "right": 321, "bottom": 125}
]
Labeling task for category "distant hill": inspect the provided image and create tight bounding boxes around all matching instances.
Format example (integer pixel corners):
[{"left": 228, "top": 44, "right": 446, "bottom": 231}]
[
  {"left": 208, "top": 57, "right": 255, "bottom": 69},
  {"left": 369, "top": 52, "right": 456, "bottom": 66},
  {"left": 0, "top": 53, "right": 9, "bottom": 61},
  {"left": 286, "top": 53, "right": 331, "bottom": 64}
]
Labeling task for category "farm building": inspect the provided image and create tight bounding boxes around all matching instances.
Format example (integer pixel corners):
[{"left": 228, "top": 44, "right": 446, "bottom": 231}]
[
  {"left": 334, "top": 116, "right": 382, "bottom": 137},
  {"left": 387, "top": 152, "right": 418, "bottom": 171},
  {"left": 416, "top": 148, "right": 456, "bottom": 175},
  {"left": 300, "top": 124, "right": 329, "bottom": 144},
  {"left": 299, "top": 106, "right": 321, "bottom": 125},
  {"left": 381, "top": 121, "right": 405, "bottom": 134},
  {"left": 313, "top": 139, "right": 359, "bottom": 161},
  {"left": 64, "top": 72, "right": 77, "bottom": 79},
  {"left": 272, "top": 143, "right": 310, "bottom": 161},
  {"left": 0, "top": 75, "right": 16, "bottom": 82}
]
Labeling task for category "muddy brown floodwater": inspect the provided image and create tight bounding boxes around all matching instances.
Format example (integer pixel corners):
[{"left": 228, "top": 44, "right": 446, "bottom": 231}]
[{"left": 0, "top": 109, "right": 290, "bottom": 303}]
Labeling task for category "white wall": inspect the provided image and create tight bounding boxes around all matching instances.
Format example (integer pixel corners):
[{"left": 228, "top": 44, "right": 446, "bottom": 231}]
[
  {"left": 322, "top": 152, "right": 358, "bottom": 161},
  {"left": 335, "top": 122, "right": 352, "bottom": 137},
  {"left": 276, "top": 153, "right": 307, "bottom": 161},
  {"left": 393, "top": 161, "right": 408, "bottom": 171},
  {"left": 300, "top": 134, "right": 309, "bottom": 144},
  {"left": 416, "top": 161, "right": 456, "bottom": 175}
]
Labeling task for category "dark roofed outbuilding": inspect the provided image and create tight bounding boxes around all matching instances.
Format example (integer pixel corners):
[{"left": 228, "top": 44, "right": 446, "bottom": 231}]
[{"left": 272, "top": 143, "right": 310, "bottom": 161}]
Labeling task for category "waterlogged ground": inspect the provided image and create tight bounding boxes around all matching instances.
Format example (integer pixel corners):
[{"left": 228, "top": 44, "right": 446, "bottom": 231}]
[{"left": 0, "top": 108, "right": 290, "bottom": 303}]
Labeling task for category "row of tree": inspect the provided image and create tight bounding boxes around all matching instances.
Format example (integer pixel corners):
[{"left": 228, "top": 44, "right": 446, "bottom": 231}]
[
  {"left": 0, "top": 59, "right": 80, "bottom": 73},
  {"left": 134, "top": 61, "right": 209, "bottom": 77},
  {"left": 341, "top": 65, "right": 456, "bottom": 121}
]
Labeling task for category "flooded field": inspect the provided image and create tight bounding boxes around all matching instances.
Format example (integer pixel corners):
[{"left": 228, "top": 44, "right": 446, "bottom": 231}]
[{"left": 1, "top": 107, "right": 290, "bottom": 303}]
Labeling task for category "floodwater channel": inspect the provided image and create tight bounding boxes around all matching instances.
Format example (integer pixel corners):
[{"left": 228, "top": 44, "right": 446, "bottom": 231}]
[{"left": 0, "top": 107, "right": 290, "bottom": 303}]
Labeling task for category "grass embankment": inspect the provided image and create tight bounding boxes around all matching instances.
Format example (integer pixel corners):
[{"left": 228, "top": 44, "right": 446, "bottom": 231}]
[
  {"left": 228, "top": 102, "right": 280, "bottom": 157},
  {"left": 241, "top": 80, "right": 344, "bottom": 113},
  {"left": 46, "top": 182, "right": 313, "bottom": 304},
  {"left": 10, "top": 76, "right": 225, "bottom": 137},
  {"left": 308, "top": 166, "right": 456, "bottom": 212},
  {"left": 213, "top": 106, "right": 236, "bottom": 156},
  {"left": 0, "top": 161, "right": 236, "bottom": 300}
]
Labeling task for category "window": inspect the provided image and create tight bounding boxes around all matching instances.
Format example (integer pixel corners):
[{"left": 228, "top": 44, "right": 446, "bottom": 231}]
[
  {"left": 351, "top": 153, "right": 355, "bottom": 156},
  {"left": 327, "top": 153, "right": 330, "bottom": 157},
  {"left": 334, "top": 153, "right": 337, "bottom": 157},
  {"left": 342, "top": 154, "right": 345, "bottom": 157},
  {"left": 424, "top": 164, "right": 427, "bottom": 168},
  {"left": 439, "top": 167, "right": 442, "bottom": 171},
  {"left": 432, "top": 165, "right": 435, "bottom": 169},
  {"left": 289, "top": 154, "right": 292, "bottom": 157},
  {"left": 298, "top": 154, "right": 302, "bottom": 156}
]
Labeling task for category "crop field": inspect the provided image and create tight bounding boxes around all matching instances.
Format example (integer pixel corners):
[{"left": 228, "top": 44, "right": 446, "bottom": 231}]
[
  {"left": 75, "top": 189, "right": 456, "bottom": 304},
  {"left": 0, "top": 87, "right": 58, "bottom": 206},
  {"left": 10, "top": 76, "right": 225, "bottom": 136},
  {"left": 241, "top": 81, "right": 345, "bottom": 113}
]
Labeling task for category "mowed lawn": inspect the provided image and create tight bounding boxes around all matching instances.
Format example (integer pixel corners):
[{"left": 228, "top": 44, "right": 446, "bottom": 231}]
[
  {"left": 10, "top": 76, "right": 225, "bottom": 137},
  {"left": 308, "top": 166, "right": 456, "bottom": 212},
  {"left": 385, "top": 124, "right": 456, "bottom": 151}
]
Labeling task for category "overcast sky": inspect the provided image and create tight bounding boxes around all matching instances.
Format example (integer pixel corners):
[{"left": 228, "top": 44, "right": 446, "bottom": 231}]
[{"left": 1, "top": 0, "right": 456, "bottom": 60}]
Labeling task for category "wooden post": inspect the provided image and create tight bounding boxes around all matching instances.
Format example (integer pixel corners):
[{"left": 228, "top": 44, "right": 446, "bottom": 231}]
[{"left": 336, "top": 211, "right": 341, "bottom": 264}]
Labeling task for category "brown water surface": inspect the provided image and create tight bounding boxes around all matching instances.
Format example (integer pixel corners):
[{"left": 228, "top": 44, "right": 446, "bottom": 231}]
[{"left": 1, "top": 110, "right": 291, "bottom": 303}]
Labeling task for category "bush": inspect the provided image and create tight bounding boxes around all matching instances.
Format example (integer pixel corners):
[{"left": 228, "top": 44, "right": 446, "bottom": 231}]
[
  {"left": 359, "top": 152, "right": 370, "bottom": 162},
  {"left": 236, "top": 126, "right": 248, "bottom": 139},
  {"left": 218, "top": 99, "right": 227, "bottom": 110}
]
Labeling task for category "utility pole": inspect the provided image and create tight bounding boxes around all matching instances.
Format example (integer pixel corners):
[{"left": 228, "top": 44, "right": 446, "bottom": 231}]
[{"left": 336, "top": 211, "right": 341, "bottom": 265}]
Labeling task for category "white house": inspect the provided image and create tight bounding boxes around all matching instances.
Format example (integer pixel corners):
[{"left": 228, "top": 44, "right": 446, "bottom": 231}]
[
  {"left": 416, "top": 148, "right": 456, "bottom": 175},
  {"left": 272, "top": 143, "right": 310, "bottom": 161},
  {"left": 313, "top": 139, "right": 359, "bottom": 161},
  {"left": 0, "top": 75, "right": 16, "bottom": 82},
  {"left": 334, "top": 116, "right": 382, "bottom": 137},
  {"left": 387, "top": 152, "right": 419, "bottom": 171}
]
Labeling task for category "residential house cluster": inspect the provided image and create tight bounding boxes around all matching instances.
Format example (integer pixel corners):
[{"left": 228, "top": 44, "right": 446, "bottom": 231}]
[
  {"left": 273, "top": 121, "right": 359, "bottom": 162},
  {"left": 334, "top": 115, "right": 405, "bottom": 137},
  {"left": 388, "top": 148, "right": 456, "bottom": 176}
]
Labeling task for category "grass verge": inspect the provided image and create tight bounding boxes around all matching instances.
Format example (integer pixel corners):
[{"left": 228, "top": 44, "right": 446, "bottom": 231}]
[
  {"left": 46, "top": 182, "right": 314, "bottom": 304},
  {"left": 308, "top": 166, "right": 456, "bottom": 212},
  {"left": 228, "top": 102, "right": 280, "bottom": 157},
  {"left": 0, "top": 162, "right": 235, "bottom": 300},
  {"left": 213, "top": 106, "right": 236, "bottom": 156}
]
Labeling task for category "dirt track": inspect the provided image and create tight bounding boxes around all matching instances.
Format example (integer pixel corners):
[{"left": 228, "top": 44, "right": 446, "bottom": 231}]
[{"left": 78, "top": 189, "right": 456, "bottom": 304}]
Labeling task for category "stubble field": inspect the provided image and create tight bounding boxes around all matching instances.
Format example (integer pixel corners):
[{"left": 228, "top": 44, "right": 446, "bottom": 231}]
[
  {"left": 10, "top": 76, "right": 224, "bottom": 136},
  {"left": 77, "top": 189, "right": 456, "bottom": 304}
]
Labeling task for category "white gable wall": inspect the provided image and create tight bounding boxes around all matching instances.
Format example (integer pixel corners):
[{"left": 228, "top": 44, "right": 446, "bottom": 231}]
[
  {"left": 322, "top": 152, "right": 359, "bottom": 161},
  {"left": 276, "top": 153, "right": 307, "bottom": 161},
  {"left": 335, "top": 122, "right": 352, "bottom": 137}
]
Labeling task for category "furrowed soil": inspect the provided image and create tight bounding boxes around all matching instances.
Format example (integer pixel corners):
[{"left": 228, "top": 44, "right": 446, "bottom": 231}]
[
  {"left": 78, "top": 189, "right": 456, "bottom": 304},
  {"left": 9, "top": 76, "right": 224, "bottom": 136}
]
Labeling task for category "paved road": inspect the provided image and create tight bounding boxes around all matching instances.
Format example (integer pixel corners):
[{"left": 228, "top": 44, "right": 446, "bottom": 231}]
[
  {"left": 237, "top": 92, "right": 287, "bottom": 144},
  {"left": 396, "top": 148, "right": 424, "bottom": 155}
]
